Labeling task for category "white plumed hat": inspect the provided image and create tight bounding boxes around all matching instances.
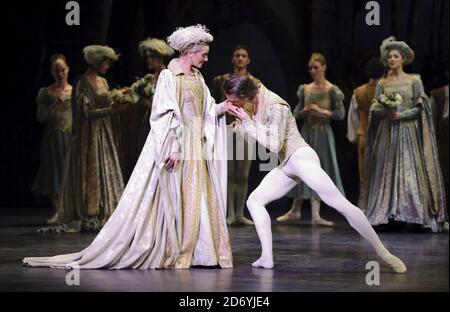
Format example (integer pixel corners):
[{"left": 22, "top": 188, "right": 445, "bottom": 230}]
[
  {"left": 138, "top": 38, "right": 174, "bottom": 57},
  {"left": 83, "top": 45, "right": 120, "bottom": 67},
  {"left": 167, "top": 24, "right": 213, "bottom": 53}
]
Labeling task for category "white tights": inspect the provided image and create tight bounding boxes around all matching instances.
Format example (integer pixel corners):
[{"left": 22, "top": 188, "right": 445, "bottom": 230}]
[{"left": 246, "top": 146, "right": 406, "bottom": 273}]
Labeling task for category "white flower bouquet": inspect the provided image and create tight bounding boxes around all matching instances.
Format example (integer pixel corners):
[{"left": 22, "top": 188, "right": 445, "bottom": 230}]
[
  {"left": 378, "top": 92, "right": 403, "bottom": 109},
  {"left": 130, "top": 75, "right": 156, "bottom": 101}
]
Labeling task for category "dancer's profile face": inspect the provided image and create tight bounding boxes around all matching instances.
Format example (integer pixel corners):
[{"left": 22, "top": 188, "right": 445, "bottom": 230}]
[
  {"left": 308, "top": 60, "right": 326, "bottom": 80},
  {"left": 232, "top": 48, "right": 250, "bottom": 69},
  {"left": 146, "top": 55, "right": 163, "bottom": 70},
  {"left": 189, "top": 44, "right": 209, "bottom": 68},
  {"left": 98, "top": 60, "right": 111, "bottom": 74},
  {"left": 51, "top": 60, "right": 69, "bottom": 82},
  {"left": 387, "top": 49, "right": 404, "bottom": 70}
]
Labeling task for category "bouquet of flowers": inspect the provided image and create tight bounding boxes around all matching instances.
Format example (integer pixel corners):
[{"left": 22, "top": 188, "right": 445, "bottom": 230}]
[
  {"left": 129, "top": 75, "right": 156, "bottom": 102},
  {"left": 108, "top": 88, "right": 134, "bottom": 108},
  {"left": 378, "top": 92, "right": 403, "bottom": 109},
  {"left": 108, "top": 75, "right": 156, "bottom": 109}
]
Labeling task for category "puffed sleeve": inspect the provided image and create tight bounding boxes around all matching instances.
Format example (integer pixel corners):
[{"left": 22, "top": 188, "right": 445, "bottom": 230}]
[
  {"left": 292, "top": 85, "right": 305, "bottom": 120},
  {"left": 36, "top": 88, "right": 53, "bottom": 123},
  {"left": 329, "top": 86, "right": 345, "bottom": 120}
]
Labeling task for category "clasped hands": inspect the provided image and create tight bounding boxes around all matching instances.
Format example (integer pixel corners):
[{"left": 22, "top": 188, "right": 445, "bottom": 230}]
[
  {"left": 220, "top": 100, "right": 251, "bottom": 121},
  {"left": 387, "top": 108, "right": 401, "bottom": 121},
  {"left": 302, "top": 103, "right": 331, "bottom": 119}
]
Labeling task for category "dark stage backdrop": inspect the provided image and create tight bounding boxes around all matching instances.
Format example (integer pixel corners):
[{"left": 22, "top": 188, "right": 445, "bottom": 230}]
[{"left": 1, "top": 0, "right": 448, "bottom": 209}]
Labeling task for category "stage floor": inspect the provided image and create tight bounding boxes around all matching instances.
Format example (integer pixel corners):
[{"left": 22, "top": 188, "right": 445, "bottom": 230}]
[{"left": 0, "top": 208, "right": 448, "bottom": 292}]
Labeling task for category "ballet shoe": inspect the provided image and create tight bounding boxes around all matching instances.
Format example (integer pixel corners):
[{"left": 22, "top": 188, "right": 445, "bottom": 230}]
[
  {"left": 276, "top": 210, "right": 301, "bottom": 223},
  {"left": 252, "top": 257, "right": 274, "bottom": 269},
  {"left": 311, "top": 217, "right": 335, "bottom": 227},
  {"left": 235, "top": 216, "right": 254, "bottom": 226},
  {"left": 382, "top": 254, "right": 407, "bottom": 274}
]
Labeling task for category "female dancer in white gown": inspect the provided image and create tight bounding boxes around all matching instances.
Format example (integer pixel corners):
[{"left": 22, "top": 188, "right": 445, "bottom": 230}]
[
  {"left": 224, "top": 74, "right": 407, "bottom": 273},
  {"left": 23, "top": 25, "right": 233, "bottom": 270}
]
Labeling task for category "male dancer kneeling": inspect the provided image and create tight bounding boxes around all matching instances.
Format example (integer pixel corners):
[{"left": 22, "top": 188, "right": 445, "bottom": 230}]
[{"left": 224, "top": 74, "right": 407, "bottom": 273}]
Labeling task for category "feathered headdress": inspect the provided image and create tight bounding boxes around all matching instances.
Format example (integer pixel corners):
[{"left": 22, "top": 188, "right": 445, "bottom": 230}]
[
  {"left": 167, "top": 24, "right": 213, "bottom": 54},
  {"left": 83, "top": 45, "right": 120, "bottom": 67},
  {"left": 379, "top": 36, "right": 415, "bottom": 67},
  {"left": 138, "top": 38, "right": 174, "bottom": 58}
]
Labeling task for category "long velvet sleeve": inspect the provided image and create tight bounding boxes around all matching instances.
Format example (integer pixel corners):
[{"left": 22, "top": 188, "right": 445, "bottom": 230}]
[
  {"left": 397, "top": 77, "right": 423, "bottom": 120},
  {"left": 75, "top": 79, "right": 115, "bottom": 119},
  {"left": 36, "top": 88, "right": 53, "bottom": 124},
  {"left": 370, "top": 82, "right": 388, "bottom": 118},
  {"left": 292, "top": 85, "right": 305, "bottom": 120},
  {"left": 150, "top": 70, "right": 183, "bottom": 155},
  {"left": 203, "top": 75, "right": 228, "bottom": 160}
]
